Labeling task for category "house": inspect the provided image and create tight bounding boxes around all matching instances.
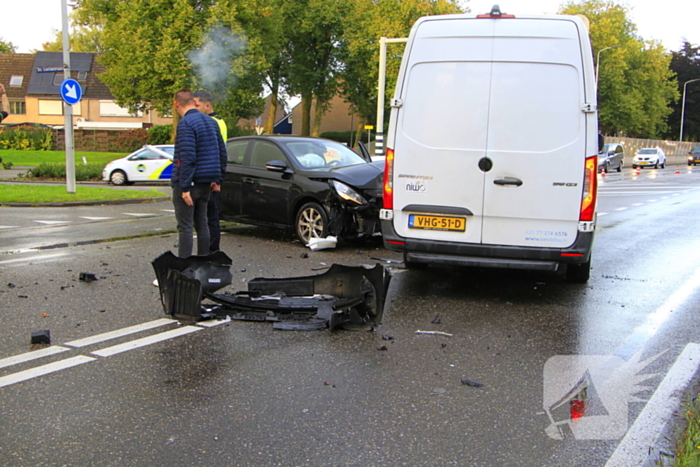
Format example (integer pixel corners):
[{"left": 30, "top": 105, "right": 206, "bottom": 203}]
[
  {"left": 0, "top": 52, "right": 172, "bottom": 129},
  {"left": 239, "top": 94, "right": 360, "bottom": 136}
]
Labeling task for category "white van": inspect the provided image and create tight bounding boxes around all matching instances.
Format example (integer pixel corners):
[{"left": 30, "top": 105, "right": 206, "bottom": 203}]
[{"left": 380, "top": 7, "right": 599, "bottom": 282}]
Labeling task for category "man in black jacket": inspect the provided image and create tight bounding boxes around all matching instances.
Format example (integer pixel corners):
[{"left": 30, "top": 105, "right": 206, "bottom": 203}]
[{"left": 171, "top": 89, "right": 227, "bottom": 258}]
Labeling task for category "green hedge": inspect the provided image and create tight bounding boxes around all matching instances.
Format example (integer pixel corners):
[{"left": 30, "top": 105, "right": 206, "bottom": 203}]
[
  {"left": 25, "top": 163, "right": 104, "bottom": 181},
  {"left": 148, "top": 124, "right": 173, "bottom": 145},
  {"left": 0, "top": 127, "right": 53, "bottom": 151}
]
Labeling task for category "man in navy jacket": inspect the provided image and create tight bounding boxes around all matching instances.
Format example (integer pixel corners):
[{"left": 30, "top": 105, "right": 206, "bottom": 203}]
[{"left": 171, "top": 89, "right": 227, "bottom": 258}]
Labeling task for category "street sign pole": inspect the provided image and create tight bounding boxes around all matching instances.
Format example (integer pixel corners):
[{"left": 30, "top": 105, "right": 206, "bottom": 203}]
[{"left": 61, "top": 0, "right": 75, "bottom": 194}]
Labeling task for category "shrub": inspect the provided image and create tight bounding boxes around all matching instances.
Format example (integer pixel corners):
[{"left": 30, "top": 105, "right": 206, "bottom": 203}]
[
  {"left": 148, "top": 124, "right": 173, "bottom": 145},
  {"left": 107, "top": 129, "right": 149, "bottom": 152},
  {"left": 26, "top": 163, "right": 104, "bottom": 181},
  {"left": 0, "top": 127, "right": 54, "bottom": 150}
]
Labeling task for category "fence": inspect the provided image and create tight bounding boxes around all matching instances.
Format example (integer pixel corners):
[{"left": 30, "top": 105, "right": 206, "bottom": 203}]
[
  {"left": 605, "top": 136, "right": 696, "bottom": 167},
  {"left": 52, "top": 128, "right": 149, "bottom": 153}
]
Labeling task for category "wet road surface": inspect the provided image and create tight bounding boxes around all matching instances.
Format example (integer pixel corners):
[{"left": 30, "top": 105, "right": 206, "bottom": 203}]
[{"left": 1, "top": 169, "right": 700, "bottom": 466}]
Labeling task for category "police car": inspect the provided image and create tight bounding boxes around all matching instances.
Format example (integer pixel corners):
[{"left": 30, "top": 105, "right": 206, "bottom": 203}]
[{"left": 102, "top": 145, "right": 175, "bottom": 185}]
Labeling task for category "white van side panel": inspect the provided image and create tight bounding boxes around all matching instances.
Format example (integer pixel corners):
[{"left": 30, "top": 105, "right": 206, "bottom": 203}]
[{"left": 391, "top": 16, "right": 591, "bottom": 249}]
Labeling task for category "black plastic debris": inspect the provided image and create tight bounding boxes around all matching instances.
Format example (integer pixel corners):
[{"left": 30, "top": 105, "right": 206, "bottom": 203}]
[
  {"left": 31, "top": 330, "right": 51, "bottom": 345},
  {"left": 461, "top": 378, "right": 484, "bottom": 388},
  {"left": 431, "top": 316, "right": 441, "bottom": 324},
  {"left": 152, "top": 251, "right": 391, "bottom": 332},
  {"left": 381, "top": 335, "right": 394, "bottom": 341},
  {"left": 377, "top": 345, "right": 388, "bottom": 351},
  {"left": 79, "top": 272, "right": 98, "bottom": 282}
]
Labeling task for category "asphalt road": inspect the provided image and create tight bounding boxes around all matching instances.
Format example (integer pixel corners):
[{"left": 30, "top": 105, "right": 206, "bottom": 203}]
[{"left": 1, "top": 168, "right": 700, "bottom": 466}]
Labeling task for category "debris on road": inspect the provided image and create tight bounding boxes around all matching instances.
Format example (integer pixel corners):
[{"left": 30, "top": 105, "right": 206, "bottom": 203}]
[
  {"left": 461, "top": 378, "right": 484, "bottom": 388},
  {"left": 381, "top": 335, "right": 394, "bottom": 340},
  {"left": 31, "top": 330, "right": 51, "bottom": 345},
  {"left": 431, "top": 316, "right": 441, "bottom": 324},
  {"left": 79, "top": 272, "right": 98, "bottom": 282},
  {"left": 152, "top": 251, "right": 391, "bottom": 332},
  {"left": 415, "top": 330, "right": 453, "bottom": 337},
  {"left": 307, "top": 236, "right": 337, "bottom": 251}
]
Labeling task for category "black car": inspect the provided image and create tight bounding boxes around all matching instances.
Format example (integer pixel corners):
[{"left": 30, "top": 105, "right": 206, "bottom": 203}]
[
  {"left": 220, "top": 135, "right": 383, "bottom": 244},
  {"left": 689, "top": 147, "right": 700, "bottom": 166}
]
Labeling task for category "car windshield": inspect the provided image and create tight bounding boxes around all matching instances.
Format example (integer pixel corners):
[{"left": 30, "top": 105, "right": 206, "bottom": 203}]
[
  {"left": 638, "top": 148, "right": 658, "bottom": 154},
  {"left": 284, "top": 140, "right": 367, "bottom": 170},
  {"left": 601, "top": 144, "right": 614, "bottom": 154}
]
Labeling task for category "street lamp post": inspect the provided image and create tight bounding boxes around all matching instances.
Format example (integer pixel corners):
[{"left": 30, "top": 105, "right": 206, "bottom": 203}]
[
  {"left": 596, "top": 45, "right": 620, "bottom": 88},
  {"left": 680, "top": 78, "right": 700, "bottom": 142}
]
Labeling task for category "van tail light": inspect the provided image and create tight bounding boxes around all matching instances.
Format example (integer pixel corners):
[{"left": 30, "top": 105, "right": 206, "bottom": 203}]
[
  {"left": 580, "top": 155, "right": 597, "bottom": 221},
  {"left": 383, "top": 148, "right": 395, "bottom": 210}
]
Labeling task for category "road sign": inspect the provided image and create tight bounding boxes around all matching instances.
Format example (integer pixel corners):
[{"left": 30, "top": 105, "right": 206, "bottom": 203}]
[{"left": 60, "top": 78, "right": 82, "bottom": 106}]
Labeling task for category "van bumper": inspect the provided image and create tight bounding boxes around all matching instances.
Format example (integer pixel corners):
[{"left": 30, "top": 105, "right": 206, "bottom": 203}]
[{"left": 381, "top": 220, "right": 593, "bottom": 271}]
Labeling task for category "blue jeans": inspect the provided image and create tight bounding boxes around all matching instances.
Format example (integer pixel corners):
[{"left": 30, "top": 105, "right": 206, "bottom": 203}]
[{"left": 173, "top": 184, "right": 211, "bottom": 258}]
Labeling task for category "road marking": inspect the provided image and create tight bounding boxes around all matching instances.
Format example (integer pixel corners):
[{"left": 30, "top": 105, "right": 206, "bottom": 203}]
[
  {"left": 598, "top": 212, "right": 608, "bottom": 216},
  {"left": 196, "top": 318, "right": 231, "bottom": 328},
  {"left": 123, "top": 213, "right": 156, "bottom": 217},
  {"left": 0, "top": 225, "right": 17, "bottom": 229},
  {"left": 161, "top": 209, "right": 175, "bottom": 213},
  {"left": 0, "top": 346, "right": 70, "bottom": 370},
  {"left": 615, "top": 207, "right": 628, "bottom": 211},
  {"left": 80, "top": 216, "right": 113, "bottom": 220},
  {"left": 91, "top": 326, "right": 202, "bottom": 357},
  {"left": 605, "top": 343, "right": 700, "bottom": 467},
  {"left": 632, "top": 203, "right": 644, "bottom": 206},
  {"left": 34, "top": 220, "right": 71, "bottom": 225},
  {"left": 0, "top": 355, "right": 95, "bottom": 389},
  {"left": 64, "top": 318, "right": 178, "bottom": 348}
]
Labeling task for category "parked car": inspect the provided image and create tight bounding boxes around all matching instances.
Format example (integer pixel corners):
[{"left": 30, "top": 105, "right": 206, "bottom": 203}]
[
  {"left": 102, "top": 145, "right": 175, "bottom": 185},
  {"left": 688, "top": 147, "right": 700, "bottom": 166},
  {"left": 598, "top": 143, "right": 624, "bottom": 173},
  {"left": 632, "top": 148, "right": 666, "bottom": 169},
  {"left": 219, "top": 135, "right": 384, "bottom": 244}
]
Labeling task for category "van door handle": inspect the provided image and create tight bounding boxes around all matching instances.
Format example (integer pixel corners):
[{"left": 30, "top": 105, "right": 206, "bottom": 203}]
[{"left": 493, "top": 177, "right": 523, "bottom": 187}]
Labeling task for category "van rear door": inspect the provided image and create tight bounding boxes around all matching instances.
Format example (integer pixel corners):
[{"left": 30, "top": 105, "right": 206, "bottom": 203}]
[{"left": 392, "top": 16, "right": 591, "bottom": 249}]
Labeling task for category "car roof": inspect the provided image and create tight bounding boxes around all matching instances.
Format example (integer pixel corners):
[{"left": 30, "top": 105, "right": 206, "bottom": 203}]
[{"left": 226, "top": 135, "right": 335, "bottom": 144}]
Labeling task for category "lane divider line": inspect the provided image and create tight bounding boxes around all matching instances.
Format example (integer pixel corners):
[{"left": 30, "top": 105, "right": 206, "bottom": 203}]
[
  {"left": 0, "top": 355, "right": 96, "bottom": 389},
  {"left": 0, "top": 346, "right": 70, "bottom": 370},
  {"left": 65, "top": 318, "right": 178, "bottom": 348},
  {"left": 605, "top": 343, "right": 700, "bottom": 467},
  {"left": 91, "top": 326, "right": 202, "bottom": 357}
]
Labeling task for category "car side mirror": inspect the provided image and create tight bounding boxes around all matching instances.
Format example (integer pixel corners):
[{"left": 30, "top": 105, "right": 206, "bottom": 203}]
[
  {"left": 598, "top": 134, "right": 604, "bottom": 153},
  {"left": 265, "top": 160, "right": 291, "bottom": 173}
]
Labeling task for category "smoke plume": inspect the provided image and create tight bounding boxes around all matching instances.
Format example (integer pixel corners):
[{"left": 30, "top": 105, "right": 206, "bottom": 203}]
[{"left": 189, "top": 26, "right": 247, "bottom": 91}]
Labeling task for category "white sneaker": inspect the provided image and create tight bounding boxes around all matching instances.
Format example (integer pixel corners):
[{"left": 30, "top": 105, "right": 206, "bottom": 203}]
[{"left": 152, "top": 279, "right": 159, "bottom": 287}]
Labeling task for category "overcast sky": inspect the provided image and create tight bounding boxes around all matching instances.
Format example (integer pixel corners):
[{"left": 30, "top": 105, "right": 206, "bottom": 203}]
[{"left": 2, "top": 0, "right": 699, "bottom": 54}]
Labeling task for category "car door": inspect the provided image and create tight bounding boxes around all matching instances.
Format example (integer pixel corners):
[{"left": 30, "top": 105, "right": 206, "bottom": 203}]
[
  {"left": 241, "top": 140, "right": 293, "bottom": 226},
  {"left": 127, "top": 147, "right": 173, "bottom": 181},
  {"left": 220, "top": 139, "right": 250, "bottom": 220}
]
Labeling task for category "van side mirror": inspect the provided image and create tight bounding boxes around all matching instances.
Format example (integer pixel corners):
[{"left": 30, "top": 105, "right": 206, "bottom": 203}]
[{"left": 598, "top": 134, "right": 604, "bottom": 153}]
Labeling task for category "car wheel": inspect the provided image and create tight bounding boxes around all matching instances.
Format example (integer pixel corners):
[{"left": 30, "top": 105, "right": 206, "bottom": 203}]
[
  {"left": 660, "top": 160, "right": 665, "bottom": 169},
  {"left": 632, "top": 164, "right": 637, "bottom": 169},
  {"left": 295, "top": 202, "right": 328, "bottom": 245},
  {"left": 565, "top": 259, "right": 591, "bottom": 283},
  {"left": 110, "top": 170, "right": 128, "bottom": 186},
  {"left": 617, "top": 160, "right": 622, "bottom": 172}
]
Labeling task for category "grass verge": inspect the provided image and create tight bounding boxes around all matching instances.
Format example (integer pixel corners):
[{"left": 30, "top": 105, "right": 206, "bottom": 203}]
[
  {"left": 672, "top": 396, "right": 700, "bottom": 466},
  {"left": 0, "top": 149, "right": 126, "bottom": 167},
  {"left": 0, "top": 184, "right": 167, "bottom": 204}
]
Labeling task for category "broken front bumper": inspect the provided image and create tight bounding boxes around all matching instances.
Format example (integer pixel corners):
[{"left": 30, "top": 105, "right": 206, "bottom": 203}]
[{"left": 152, "top": 251, "right": 391, "bottom": 331}]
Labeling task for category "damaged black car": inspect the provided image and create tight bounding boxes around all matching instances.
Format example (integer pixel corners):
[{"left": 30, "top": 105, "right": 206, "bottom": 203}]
[{"left": 220, "top": 135, "right": 383, "bottom": 244}]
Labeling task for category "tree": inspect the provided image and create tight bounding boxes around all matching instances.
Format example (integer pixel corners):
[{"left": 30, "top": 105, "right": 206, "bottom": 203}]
[
  {"left": 667, "top": 42, "right": 700, "bottom": 142},
  {"left": 341, "top": 0, "right": 463, "bottom": 143},
  {"left": 0, "top": 37, "right": 16, "bottom": 53},
  {"left": 41, "top": 25, "right": 104, "bottom": 53},
  {"left": 561, "top": 1, "right": 678, "bottom": 138}
]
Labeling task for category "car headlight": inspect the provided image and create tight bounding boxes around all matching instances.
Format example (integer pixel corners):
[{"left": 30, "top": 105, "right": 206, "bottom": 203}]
[{"left": 331, "top": 180, "right": 367, "bottom": 205}]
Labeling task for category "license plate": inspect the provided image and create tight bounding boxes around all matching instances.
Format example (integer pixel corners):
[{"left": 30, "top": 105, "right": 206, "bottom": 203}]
[{"left": 408, "top": 214, "right": 466, "bottom": 231}]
